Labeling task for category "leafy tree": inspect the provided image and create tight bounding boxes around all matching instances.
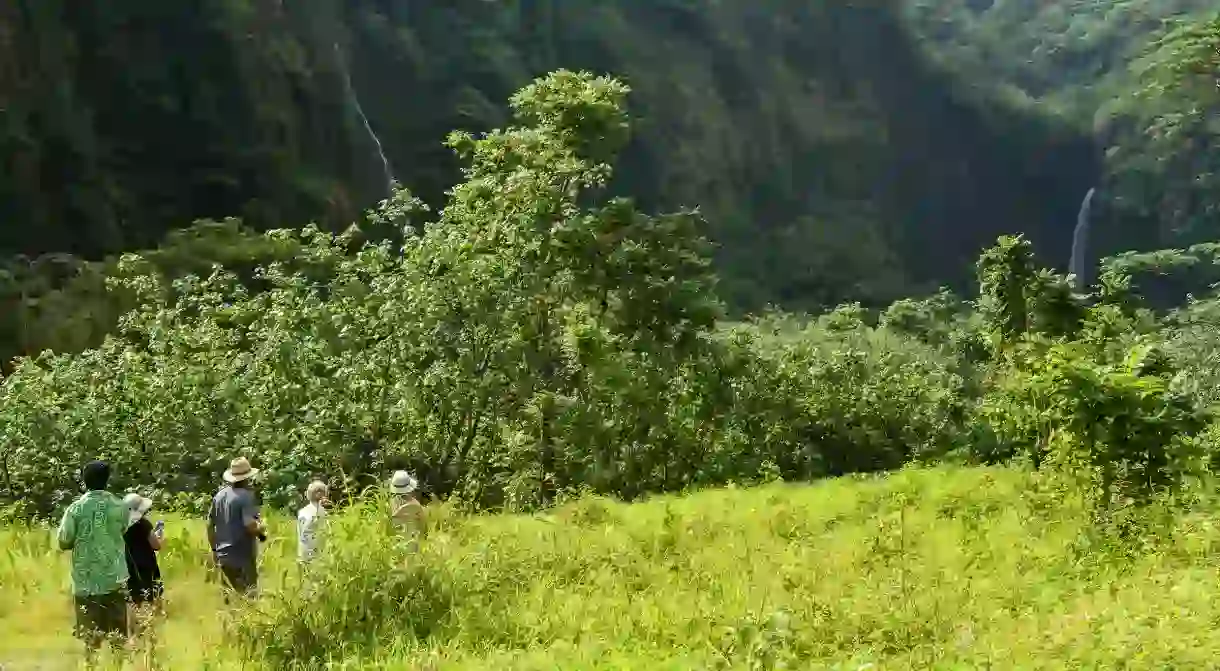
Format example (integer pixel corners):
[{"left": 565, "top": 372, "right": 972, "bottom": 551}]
[
  {"left": 981, "top": 339, "right": 1205, "bottom": 516},
  {"left": 970, "top": 234, "right": 1209, "bottom": 517},
  {"left": 0, "top": 0, "right": 1100, "bottom": 339},
  {"left": 0, "top": 71, "right": 976, "bottom": 517},
  {"left": 1111, "top": 13, "right": 1220, "bottom": 247}
]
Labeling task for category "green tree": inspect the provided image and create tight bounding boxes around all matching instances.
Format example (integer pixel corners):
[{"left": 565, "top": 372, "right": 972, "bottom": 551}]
[
  {"left": 0, "top": 71, "right": 973, "bottom": 517},
  {"left": 1123, "top": 13, "right": 1220, "bottom": 244}
]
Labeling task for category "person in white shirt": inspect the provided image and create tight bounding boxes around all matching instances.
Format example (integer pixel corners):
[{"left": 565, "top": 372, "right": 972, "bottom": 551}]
[{"left": 297, "top": 480, "right": 329, "bottom": 565}]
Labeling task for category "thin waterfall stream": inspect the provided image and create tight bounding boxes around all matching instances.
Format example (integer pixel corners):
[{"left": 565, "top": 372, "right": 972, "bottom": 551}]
[
  {"left": 1070, "top": 187, "right": 1096, "bottom": 290},
  {"left": 334, "top": 43, "right": 395, "bottom": 198}
]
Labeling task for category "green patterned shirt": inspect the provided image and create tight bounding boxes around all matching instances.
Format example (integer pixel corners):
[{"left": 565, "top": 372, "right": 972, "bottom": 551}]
[{"left": 56, "top": 491, "right": 129, "bottom": 596}]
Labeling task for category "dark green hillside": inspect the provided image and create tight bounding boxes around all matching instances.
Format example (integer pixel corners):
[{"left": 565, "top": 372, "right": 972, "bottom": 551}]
[
  {"left": 904, "top": 0, "right": 1214, "bottom": 117},
  {"left": 1, "top": 0, "right": 1095, "bottom": 319},
  {"left": 907, "top": 0, "right": 1220, "bottom": 297}
]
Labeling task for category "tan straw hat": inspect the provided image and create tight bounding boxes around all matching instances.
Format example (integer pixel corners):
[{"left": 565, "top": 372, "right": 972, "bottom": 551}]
[{"left": 223, "top": 456, "right": 260, "bottom": 484}]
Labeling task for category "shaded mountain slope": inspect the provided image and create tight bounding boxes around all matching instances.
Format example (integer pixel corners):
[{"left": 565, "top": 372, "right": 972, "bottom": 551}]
[{"left": 0, "top": 0, "right": 1097, "bottom": 312}]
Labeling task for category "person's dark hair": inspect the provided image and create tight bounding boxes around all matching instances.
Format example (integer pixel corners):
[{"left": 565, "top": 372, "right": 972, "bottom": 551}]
[{"left": 81, "top": 461, "right": 110, "bottom": 491}]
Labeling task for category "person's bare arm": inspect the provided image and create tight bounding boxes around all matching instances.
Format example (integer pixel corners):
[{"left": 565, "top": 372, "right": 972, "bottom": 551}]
[
  {"left": 56, "top": 508, "right": 75, "bottom": 551},
  {"left": 245, "top": 518, "right": 265, "bottom": 536},
  {"left": 206, "top": 504, "right": 217, "bottom": 556},
  {"left": 148, "top": 529, "right": 163, "bottom": 551},
  {"left": 242, "top": 493, "right": 265, "bottom": 538}
]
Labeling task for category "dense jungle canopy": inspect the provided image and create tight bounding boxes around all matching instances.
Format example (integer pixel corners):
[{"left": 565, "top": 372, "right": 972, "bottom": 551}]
[{"left": 0, "top": 0, "right": 1217, "bottom": 367}]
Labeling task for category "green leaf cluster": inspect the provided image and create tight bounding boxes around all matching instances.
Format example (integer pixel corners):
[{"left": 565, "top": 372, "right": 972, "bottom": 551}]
[
  {"left": 0, "top": 72, "right": 967, "bottom": 517},
  {"left": 970, "top": 232, "right": 1211, "bottom": 516}
]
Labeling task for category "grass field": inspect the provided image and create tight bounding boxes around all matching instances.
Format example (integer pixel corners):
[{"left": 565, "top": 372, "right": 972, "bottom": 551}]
[{"left": 4, "top": 466, "right": 1220, "bottom": 669}]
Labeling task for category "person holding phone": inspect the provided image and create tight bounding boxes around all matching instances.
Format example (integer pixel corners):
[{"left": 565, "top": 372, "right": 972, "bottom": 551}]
[
  {"left": 208, "top": 457, "right": 265, "bottom": 600},
  {"left": 123, "top": 493, "right": 164, "bottom": 608}
]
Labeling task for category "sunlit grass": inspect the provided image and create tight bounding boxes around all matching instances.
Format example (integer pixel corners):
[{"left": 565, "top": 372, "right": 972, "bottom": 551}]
[{"left": 4, "top": 466, "right": 1220, "bottom": 669}]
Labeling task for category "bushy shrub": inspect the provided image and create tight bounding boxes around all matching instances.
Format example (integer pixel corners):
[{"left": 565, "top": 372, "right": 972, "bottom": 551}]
[
  {"left": 234, "top": 497, "right": 459, "bottom": 665},
  {"left": 721, "top": 316, "right": 968, "bottom": 475},
  {"left": 879, "top": 287, "right": 963, "bottom": 347},
  {"left": 965, "top": 232, "right": 1214, "bottom": 520},
  {"left": 0, "top": 71, "right": 966, "bottom": 518},
  {"left": 1164, "top": 294, "right": 1220, "bottom": 411},
  {"left": 980, "top": 338, "right": 1207, "bottom": 513}
]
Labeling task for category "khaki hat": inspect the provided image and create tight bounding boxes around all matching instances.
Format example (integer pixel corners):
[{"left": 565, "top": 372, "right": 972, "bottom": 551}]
[{"left": 223, "top": 457, "right": 260, "bottom": 484}]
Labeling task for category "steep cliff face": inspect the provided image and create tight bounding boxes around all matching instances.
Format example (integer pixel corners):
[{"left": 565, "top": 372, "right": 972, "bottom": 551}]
[
  {"left": 0, "top": 0, "right": 372, "bottom": 256},
  {"left": 904, "top": 0, "right": 1215, "bottom": 115},
  {"left": 904, "top": 0, "right": 1219, "bottom": 273},
  {"left": 0, "top": 0, "right": 1097, "bottom": 311}
]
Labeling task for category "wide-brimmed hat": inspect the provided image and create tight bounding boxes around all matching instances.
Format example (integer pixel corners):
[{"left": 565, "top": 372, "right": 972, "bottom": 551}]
[
  {"left": 390, "top": 470, "right": 418, "bottom": 494},
  {"left": 123, "top": 493, "right": 153, "bottom": 524},
  {"left": 305, "top": 480, "right": 329, "bottom": 503},
  {"left": 223, "top": 457, "right": 260, "bottom": 484}
]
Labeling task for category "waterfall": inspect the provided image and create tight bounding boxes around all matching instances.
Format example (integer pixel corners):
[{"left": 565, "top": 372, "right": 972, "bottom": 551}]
[
  {"left": 1069, "top": 187, "right": 1096, "bottom": 290},
  {"left": 334, "top": 43, "right": 395, "bottom": 198}
]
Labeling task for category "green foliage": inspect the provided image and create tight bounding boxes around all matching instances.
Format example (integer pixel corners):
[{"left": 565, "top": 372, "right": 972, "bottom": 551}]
[
  {"left": 1131, "top": 13, "right": 1220, "bottom": 143},
  {"left": 2, "top": 63, "right": 1215, "bottom": 552},
  {"left": 981, "top": 339, "right": 1205, "bottom": 512},
  {"left": 879, "top": 287, "right": 962, "bottom": 346},
  {"left": 0, "top": 72, "right": 964, "bottom": 517},
  {"left": 907, "top": 2, "right": 1220, "bottom": 285},
  {"left": 718, "top": 316, "right": 968, "bottom": 476},
  {"left": 817, "top": 302, "right": 874, "bottom": 332},
  {"left": 966, "top": 233, "right": 1212, "bottom": 517},
  {"left": 975, "top": 235, "right": 1086, "bottom": 348},
  {"left": 0, "top": 218, "right": 315, "bottom": 373},
  {"left": 905, "top": 0, "right": 1214, "bottom": 118},
  {"left": 0, "top": 0, "right": 1100, "bottom": 333},
  {"left": 976, "top": 235, "right": 1037, "bottom": 344},
  {"left": 1160, "top": 290, "right": 1220, "bottom": 473},
  {"left": 1164, "top": 294, "right": 1220, "bottom": 412},
  {"left": 1102, "top": 12, "right": 1220, "bottom": 255}
]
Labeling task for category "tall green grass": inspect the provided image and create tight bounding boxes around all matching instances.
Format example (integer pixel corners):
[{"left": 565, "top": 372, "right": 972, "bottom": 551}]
[{"left": 4, "top": 467, "right": 1220, "bottom": 669}]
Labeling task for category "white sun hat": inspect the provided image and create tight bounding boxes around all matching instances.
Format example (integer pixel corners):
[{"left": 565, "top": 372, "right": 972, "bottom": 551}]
[
  {"left": 123, "top": 493, "right": 153, "bottom": 525},
  {"left": 390, "top": 470, "right": 418, "bottom": 495},
  {"left": 305, "top": 480, "right": 329, "bottom": 503},
  {"left": 223, "top": 456, "right": 260, "bottom": 484}
]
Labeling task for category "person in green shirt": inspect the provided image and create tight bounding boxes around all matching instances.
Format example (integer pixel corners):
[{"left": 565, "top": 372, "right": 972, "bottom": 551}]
[{"left": 57, "top": 460, "right": 130, "bottom": 653}]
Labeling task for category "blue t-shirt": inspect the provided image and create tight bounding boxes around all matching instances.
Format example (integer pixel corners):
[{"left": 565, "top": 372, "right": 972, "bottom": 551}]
[{"left": 208, "top": 485, "right": 259, "bottom": 567}]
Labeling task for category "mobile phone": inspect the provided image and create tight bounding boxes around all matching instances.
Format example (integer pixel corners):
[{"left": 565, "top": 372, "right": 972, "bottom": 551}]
[{"left": 155, "top": 520, "right": 165, "bottom": 532}]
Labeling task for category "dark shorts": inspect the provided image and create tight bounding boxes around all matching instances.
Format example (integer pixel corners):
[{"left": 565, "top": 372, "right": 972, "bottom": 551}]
[
  {"left": 73, "top": 591, "right": 128, "bottom": 645},
  {"left": 218, "top": 562, "right": 258, "bottom": 597}
]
